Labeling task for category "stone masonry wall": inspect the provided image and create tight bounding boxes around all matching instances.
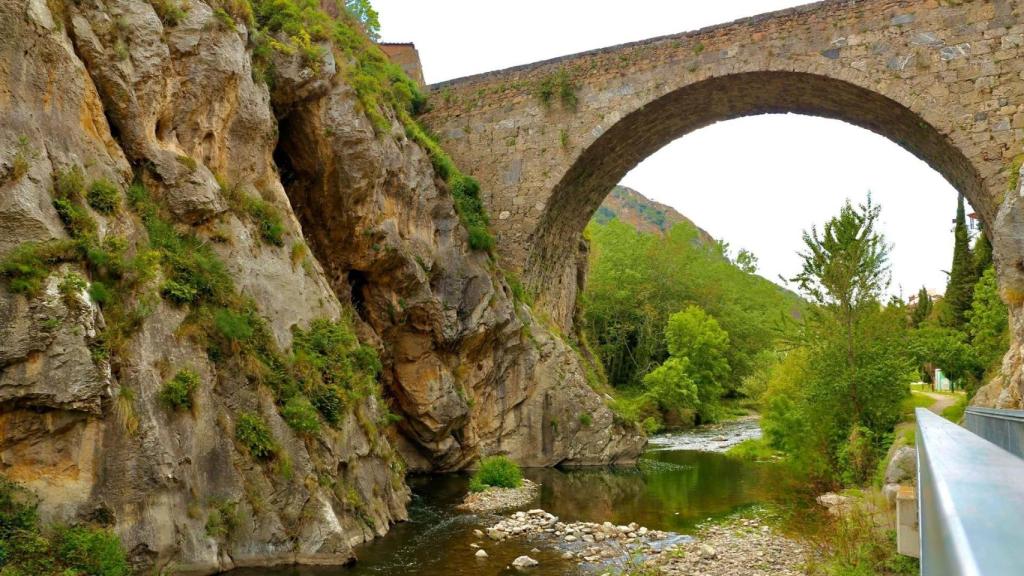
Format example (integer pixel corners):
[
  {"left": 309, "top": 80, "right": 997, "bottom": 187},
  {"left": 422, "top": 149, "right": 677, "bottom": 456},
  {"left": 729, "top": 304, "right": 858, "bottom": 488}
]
[{"left": 422, "top": 0, "right": 1024, "bottom": 410}]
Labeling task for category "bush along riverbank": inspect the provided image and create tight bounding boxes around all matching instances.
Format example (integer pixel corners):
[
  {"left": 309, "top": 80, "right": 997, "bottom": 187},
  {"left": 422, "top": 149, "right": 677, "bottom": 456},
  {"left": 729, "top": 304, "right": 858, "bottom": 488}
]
[{"left": 0, "top": 476, "right": 129, "bottom": 576}]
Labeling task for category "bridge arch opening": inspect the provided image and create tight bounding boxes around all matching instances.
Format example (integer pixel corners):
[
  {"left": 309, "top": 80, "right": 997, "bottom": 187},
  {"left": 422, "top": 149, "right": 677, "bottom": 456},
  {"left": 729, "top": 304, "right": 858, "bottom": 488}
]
[{"left": 526, "top": 71, "right": 988, "bottom": 298}]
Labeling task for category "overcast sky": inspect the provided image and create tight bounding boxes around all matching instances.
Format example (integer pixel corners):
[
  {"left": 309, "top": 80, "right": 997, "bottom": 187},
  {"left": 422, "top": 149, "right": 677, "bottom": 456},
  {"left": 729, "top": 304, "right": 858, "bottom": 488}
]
[{"left": 374, "top": 0, "right": 966, "bottom": 296}]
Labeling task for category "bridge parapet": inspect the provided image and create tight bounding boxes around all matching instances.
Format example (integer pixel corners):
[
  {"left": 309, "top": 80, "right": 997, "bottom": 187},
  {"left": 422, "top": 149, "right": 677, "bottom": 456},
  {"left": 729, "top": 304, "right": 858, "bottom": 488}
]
[{"left": 915, "top": 408, "right": 1024, "bottom": 575}]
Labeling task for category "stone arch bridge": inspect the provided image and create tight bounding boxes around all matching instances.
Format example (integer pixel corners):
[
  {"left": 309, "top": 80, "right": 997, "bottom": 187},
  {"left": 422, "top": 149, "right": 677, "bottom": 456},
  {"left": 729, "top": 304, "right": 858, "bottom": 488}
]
[{"left": 422, "top": 0, "right": 1024, "bottom": 342}]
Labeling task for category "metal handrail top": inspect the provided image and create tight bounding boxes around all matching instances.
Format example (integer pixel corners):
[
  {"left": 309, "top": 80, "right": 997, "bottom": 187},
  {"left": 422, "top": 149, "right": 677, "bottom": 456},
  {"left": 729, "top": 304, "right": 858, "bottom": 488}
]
[
  {"left": 916, "top": 408, "right": 1024, "bottom": 576},
  {"left": 964, "top": 406, "right": 1024, "bottom": 423}
]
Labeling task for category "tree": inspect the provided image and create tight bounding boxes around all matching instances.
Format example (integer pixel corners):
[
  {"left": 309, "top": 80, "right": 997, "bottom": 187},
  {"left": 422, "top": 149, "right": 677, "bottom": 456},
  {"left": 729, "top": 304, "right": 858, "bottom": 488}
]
[
  {"left": 641, "top": 358, "right": 699, "bottom": 414},
  {"left": 967, "top": 266, "right": 1009, "bottom": 373},
  {"left": 344, "top": 0, "right": 381, "bottom": 41},
  {"left": 974, "top": 232, "right": 993, "bottom": 277},
  {"left": 942, "top": 194, "right": 976, "bottom": 328},
  {"left": 791, "top": 196, "right": 890, "bottom": 313},
  {"left": 663, "top": 305, "right": 730, "bottom": 421},
  {"left": 790, "top": 196, "right": 890, "bottom": 424},
  {"left": 769, "top": 197, "right": 913, "bottom": 485},
  {"left": 581, "top": 218, "right": 801, "bottom": 395},
  {"left": 907, "top": 325, "right": 980, "bottom": 385},
  {"left": 910, "top": 286, "right": 932, "bottom": 328},
  {"left": 735, "top": 249, "right": 759, "bottom": 273}
]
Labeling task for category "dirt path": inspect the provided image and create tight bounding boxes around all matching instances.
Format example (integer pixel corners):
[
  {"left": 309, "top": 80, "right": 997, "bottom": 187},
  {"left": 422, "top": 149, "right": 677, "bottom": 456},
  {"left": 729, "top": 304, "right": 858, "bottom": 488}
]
[{"left": 917, "top": 390, "right": 961, "bottom": 415}]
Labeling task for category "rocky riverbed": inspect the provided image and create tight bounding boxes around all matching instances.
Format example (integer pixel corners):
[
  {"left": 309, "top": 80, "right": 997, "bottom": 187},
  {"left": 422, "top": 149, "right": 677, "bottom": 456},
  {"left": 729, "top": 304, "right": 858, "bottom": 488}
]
[
  {"left": 647, "top": 513, "right": 809, "bottom": 576},
  {"left": 468, "top": 507, "right": 808, "bottom": 575},
  {"left": 457, "top": 480, "right": 541, "bottom": 513},
  {"left": 478, "top": 508, "right": 688, "bottom": 570},
  {"left": 648, "top": 415, "right": 762, "bottom": 452}
]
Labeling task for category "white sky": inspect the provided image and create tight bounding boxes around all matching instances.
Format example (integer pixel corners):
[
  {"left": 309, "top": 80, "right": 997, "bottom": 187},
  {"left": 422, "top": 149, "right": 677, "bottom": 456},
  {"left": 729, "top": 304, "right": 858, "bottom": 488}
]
[{"left": 374, "top": 0, "right": 965, "bottom": 296}]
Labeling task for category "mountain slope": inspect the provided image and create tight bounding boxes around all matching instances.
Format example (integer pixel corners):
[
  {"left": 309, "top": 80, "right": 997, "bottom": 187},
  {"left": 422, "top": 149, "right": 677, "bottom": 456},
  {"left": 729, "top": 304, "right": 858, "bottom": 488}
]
[{"left": 594, "top": 185, "right": 714, "bottom": 243}]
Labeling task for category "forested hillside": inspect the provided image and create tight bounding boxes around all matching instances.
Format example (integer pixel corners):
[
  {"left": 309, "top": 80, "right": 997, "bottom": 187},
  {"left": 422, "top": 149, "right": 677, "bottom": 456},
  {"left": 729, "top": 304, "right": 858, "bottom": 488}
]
[
  {"left": 594, "top": 186, "right": 714, "bottom": 241},
  {"left": 582, "top": 190, "right": 804, "bottom": 431}
]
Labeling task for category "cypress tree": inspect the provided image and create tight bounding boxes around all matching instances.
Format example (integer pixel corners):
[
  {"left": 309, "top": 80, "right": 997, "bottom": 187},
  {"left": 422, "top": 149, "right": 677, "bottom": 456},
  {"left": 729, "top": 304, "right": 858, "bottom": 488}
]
[
  {"left": 942, "top": 194, "right": 975, "bottom": 328},
  {"left": 974, "top": 232, "right": 993, "bottom": 277},
  {"left": 911, "top": 285, "right": 932, "bottom": 327}
]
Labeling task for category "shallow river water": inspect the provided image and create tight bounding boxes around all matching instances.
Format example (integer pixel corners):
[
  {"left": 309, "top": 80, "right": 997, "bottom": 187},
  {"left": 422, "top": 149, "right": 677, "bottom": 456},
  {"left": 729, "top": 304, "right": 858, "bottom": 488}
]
[{"left": 233, "top": 418, "right": 787, "bottom": 576}]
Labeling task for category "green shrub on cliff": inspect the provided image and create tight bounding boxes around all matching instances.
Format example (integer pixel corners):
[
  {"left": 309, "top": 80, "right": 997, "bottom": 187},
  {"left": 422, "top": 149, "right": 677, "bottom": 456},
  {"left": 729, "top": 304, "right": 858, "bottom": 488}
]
[
  {"left": 236, "top": 412, "right": 277, "bottom": 459},
  {"left": 0, "top": 240, "right": 79, "bottom": 295},
  {"left": 221, "top": 183, "right": 286, "bottom": 247},
  {"left": 290, "top": 317, "right": 384, "bottom": 425},
  {"left": 160, "top": 369, "right": 201, "bottom": 411},
  {"left": 0, "top": 476, "right": 128, "bottom": 576},
  {"left": 468, "top": 456, "right": 523, "bottom": 492},
  {"left": 87, "top": 179, "right": 120, "bottom": 214},
  {"left": 280, "top": 396, "right": 320, "bottom": 433}
]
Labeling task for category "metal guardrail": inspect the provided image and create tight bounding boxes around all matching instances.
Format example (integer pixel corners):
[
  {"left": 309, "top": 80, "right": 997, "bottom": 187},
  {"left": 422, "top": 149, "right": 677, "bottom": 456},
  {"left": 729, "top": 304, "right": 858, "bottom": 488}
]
[
  {"left": 915, "top": 408, "right": 1024, "bottom": 576},
  {"left": 964, "top": 406, "right": 1024, "bottom": 460}
]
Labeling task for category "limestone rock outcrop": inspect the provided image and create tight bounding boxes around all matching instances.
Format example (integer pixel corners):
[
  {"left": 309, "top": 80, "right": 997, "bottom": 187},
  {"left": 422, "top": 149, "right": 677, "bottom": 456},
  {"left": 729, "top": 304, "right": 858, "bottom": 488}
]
[
  {"left": 271, "top": 35, "right": 642, "bottom": 472},
  {"left": 0, "top": 0, "right": 642, "bottom": 573}
]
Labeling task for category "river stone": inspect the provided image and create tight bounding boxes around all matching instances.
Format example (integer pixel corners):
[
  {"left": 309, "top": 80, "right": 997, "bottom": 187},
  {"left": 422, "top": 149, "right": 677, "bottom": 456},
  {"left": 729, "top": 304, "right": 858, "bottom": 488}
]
[
  {"left": 817, "top": 493, "right": 852, "bottom": 516},
  {"left": 475, "top": 549, "right": 488, "bottom": 558},
  {"left": 512, "top": 555, "right": 539, "bottom": 568},
  {"left": 885, "top": 446, "right": 917, "bottom": 484}
]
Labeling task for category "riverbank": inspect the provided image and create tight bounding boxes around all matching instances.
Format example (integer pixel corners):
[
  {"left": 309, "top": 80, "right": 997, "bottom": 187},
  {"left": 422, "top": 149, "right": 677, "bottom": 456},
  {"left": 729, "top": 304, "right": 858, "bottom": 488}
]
[{"left": 647, "top": 510, "right": 809, "bottom": 576}]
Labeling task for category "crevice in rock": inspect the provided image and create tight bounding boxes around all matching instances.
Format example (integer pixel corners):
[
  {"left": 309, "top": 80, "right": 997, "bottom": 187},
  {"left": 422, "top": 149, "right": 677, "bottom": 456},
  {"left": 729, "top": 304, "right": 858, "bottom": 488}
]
[{"left": 348, "top": 269, "right": 369, "bottom": 323}]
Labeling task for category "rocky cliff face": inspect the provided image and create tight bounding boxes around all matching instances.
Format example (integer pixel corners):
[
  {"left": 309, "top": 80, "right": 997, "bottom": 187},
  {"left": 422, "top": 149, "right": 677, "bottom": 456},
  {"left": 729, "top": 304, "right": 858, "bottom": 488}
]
[{"left": 0, "top": 0, "right": 642, "bottom": 573}]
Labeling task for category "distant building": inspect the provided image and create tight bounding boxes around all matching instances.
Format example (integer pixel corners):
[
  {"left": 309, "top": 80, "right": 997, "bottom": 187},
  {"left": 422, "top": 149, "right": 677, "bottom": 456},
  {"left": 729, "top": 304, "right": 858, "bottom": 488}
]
[
  {"left": 934, "top": 369, "right": 953, "bottom": 392},
  {"left": 952, "top": 212, "right": 982, "bottom": 234},
  {"left": 380, "top": 42, "right": 425, "bottom": 88}
]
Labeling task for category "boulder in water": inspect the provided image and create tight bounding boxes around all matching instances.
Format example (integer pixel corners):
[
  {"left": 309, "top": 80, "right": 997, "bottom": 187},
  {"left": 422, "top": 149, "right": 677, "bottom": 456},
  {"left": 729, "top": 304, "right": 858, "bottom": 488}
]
[{"left": 512, "top": 555, "right": 539, "bottom": 568}]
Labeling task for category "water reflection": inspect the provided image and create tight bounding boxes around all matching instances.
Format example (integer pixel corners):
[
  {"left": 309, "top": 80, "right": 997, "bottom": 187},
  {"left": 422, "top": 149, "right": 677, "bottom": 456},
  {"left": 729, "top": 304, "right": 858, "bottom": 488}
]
[{"left": 528, "top": 448, "right": 785, "bottom": 533}]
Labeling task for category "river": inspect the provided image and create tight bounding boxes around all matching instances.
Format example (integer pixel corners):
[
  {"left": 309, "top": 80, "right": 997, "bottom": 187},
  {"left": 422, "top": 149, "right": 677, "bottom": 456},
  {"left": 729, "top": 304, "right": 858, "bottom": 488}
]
[{"left": 234, "top": 417, "right": 788, "bottom": 576}]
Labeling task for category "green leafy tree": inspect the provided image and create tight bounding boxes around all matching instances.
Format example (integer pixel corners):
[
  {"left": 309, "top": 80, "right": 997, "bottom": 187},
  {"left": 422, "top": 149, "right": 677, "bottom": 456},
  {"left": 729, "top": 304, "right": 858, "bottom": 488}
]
[
  {"left": 910, "top": 286, "right": 932, "bottom": 328},
  {"left": 907, "top": 325, "right": 980, "bottom": 386},
  {"left": 641, "top": 357, "right": 700, "bottom": 415},
  {"left": 344, "top": 0, "right": 380, "bottom": 40},
  {"left": 768, "top": 197, "right": 913, "bottom": 485},
  {"left": 581, "top": 218, "right": 801, "bottom": 396},
  {"left": 735, "top": 248, "right": 758, "bottom": 273},
  {"left": 942, "top": 194, "right": 976, "bottom": 328},
  {"left": 664, "top": 305, "right": 730, "bottom": 419},
  {"left": 790, "top": 196, "right": 891, "bottom": 425}
]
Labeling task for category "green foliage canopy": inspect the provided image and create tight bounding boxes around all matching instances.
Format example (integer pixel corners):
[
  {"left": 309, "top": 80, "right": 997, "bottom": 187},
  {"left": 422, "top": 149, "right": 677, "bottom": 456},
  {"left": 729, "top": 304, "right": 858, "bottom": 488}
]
[{"left": 581, "top": 218, "right": 801, "bottom": 396}]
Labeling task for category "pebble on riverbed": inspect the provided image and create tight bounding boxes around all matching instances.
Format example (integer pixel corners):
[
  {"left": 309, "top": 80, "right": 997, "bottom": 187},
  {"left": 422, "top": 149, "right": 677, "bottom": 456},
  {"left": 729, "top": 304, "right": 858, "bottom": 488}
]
[{"left": 457, "top": 479, "right": 540, "bottom": 513}]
